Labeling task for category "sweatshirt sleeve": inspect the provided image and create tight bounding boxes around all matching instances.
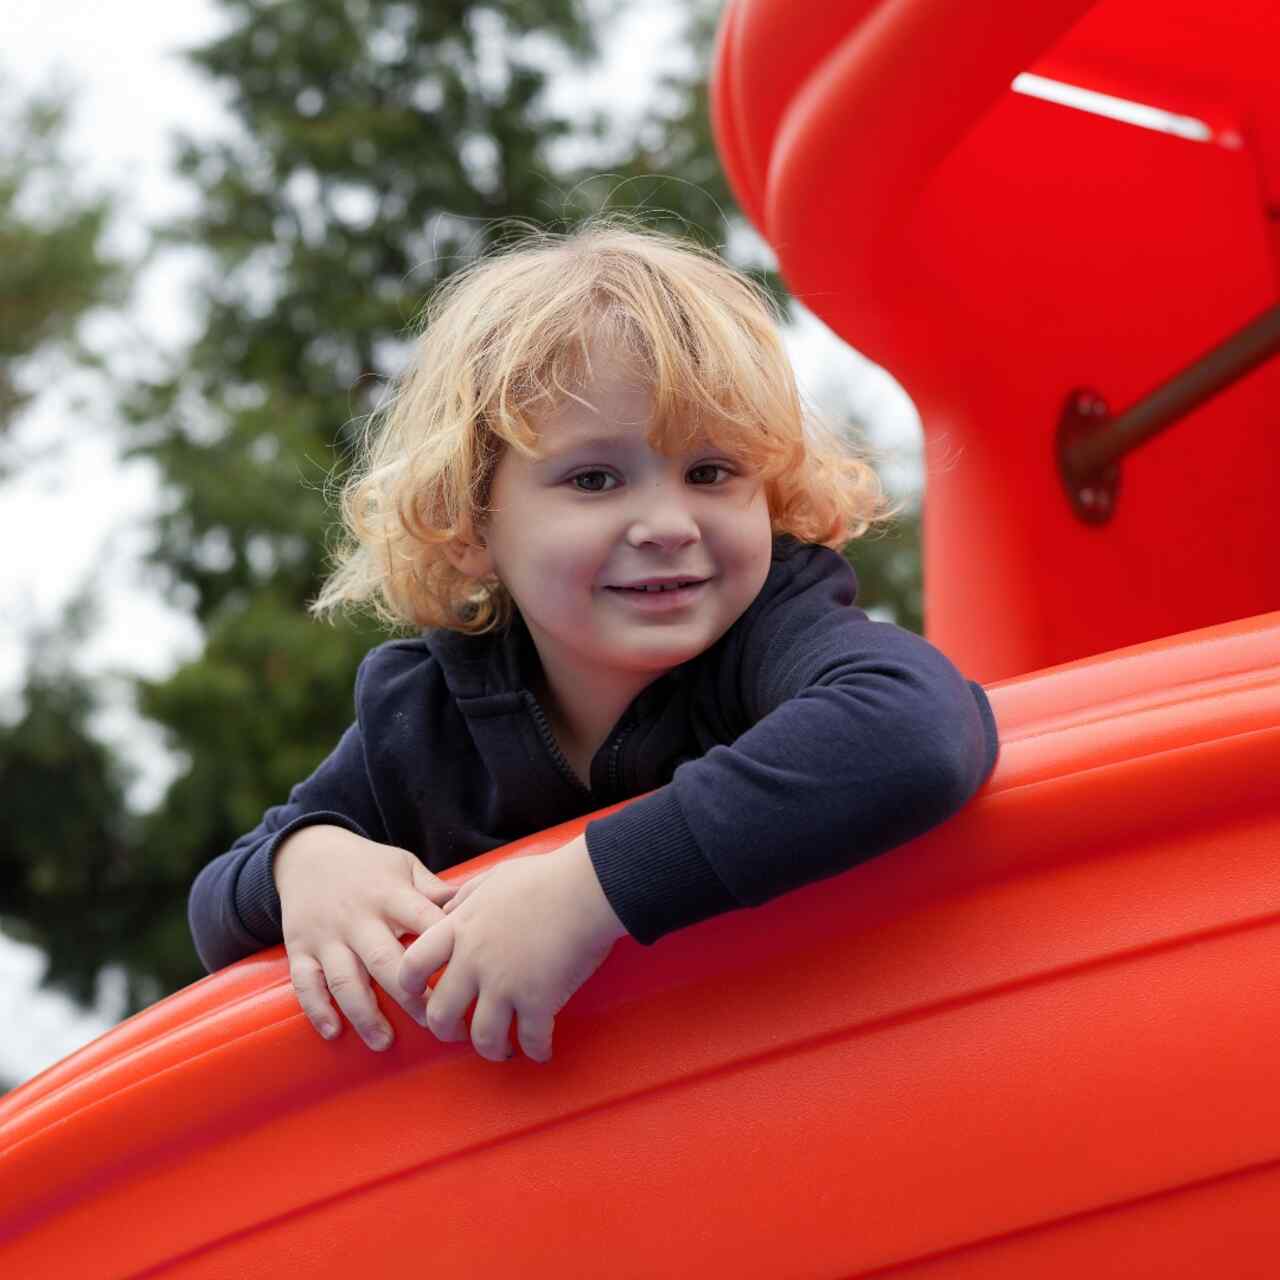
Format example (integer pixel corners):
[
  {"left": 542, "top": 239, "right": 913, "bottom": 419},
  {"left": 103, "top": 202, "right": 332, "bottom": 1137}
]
[
  {"left": 187, "top": 658, "right": 391, "bottom": 973},
  {"left": 584, "top": 546, "right": 999, "bottom": 944}
]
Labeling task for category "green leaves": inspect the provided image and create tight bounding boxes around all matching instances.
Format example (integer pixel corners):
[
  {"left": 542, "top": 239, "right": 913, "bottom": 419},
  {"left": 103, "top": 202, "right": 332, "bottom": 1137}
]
[{"left": 0, "top": 88, "right": 122, "bottom": 440}]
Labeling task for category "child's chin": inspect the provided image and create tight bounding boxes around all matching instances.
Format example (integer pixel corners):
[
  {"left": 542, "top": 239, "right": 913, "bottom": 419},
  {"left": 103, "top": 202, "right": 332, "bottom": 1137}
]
[{"left": 617, "top": 637, "right": 711, "bottom": 671}]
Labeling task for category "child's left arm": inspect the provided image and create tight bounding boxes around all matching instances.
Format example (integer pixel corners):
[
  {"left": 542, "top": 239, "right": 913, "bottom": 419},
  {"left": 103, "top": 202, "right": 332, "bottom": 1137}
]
[
  {"left": 584, "top": 545, "right": 999, "bottom": 947},
  {"left": 399, "top": 835, "right": 627, "bottom": 1063}
]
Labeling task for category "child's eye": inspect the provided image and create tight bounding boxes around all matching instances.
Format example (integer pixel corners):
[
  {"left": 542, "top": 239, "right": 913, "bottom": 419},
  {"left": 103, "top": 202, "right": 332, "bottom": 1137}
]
[
  {"left": 570, "top": 469, "right": 618, "bottom": 493},
  {"left": 687, "top": 462, "right": 732, "bottom": 486}
]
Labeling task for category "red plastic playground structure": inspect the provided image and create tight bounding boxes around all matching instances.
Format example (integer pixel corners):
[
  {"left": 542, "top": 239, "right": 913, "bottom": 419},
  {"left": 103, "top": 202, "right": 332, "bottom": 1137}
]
[{"left": 2, "top": 2, "right": 1278, "bottom": 1275}]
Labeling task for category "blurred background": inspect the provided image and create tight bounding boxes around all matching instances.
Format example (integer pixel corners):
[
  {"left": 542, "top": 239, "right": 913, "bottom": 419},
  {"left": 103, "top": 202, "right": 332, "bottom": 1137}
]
[{"left": 0, "top": 0, "right": 925, "bottom": 1092}]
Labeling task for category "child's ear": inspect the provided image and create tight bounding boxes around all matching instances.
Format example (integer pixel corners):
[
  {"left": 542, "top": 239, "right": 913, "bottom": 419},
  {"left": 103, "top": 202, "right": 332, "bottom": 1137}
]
[{"left": 445, "top": 526, "right": 495, "bottom": 581}]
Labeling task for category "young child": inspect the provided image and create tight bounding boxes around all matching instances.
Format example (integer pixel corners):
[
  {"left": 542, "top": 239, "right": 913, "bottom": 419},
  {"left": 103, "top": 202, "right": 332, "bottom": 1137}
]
[{"left": 188, "top": 220, "right": 998, "bottom": 1065}]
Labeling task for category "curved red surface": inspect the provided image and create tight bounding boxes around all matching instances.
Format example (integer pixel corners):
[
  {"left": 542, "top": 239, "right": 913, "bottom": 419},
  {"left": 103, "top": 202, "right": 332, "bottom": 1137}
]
[{"left": 2, "top": 615, "right": 1278, "bottom": 1277}]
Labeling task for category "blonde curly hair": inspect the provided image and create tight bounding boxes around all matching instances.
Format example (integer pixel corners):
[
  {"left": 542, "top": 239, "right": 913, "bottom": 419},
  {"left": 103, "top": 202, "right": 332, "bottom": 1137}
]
[{"left": 311, "top": 217, "right": 892, "bottom": 632}]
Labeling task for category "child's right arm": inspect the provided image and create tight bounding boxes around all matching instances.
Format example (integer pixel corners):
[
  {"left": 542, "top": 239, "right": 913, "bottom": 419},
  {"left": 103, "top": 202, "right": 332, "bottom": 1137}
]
[{"left": 187, "top": 647, "right": 454, "bottom": 1049}]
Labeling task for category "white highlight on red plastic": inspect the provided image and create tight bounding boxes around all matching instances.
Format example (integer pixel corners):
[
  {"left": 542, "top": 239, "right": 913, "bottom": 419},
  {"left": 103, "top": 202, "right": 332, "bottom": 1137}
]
[{"left": 1012, "top": 73, "right": 1215, "bottom": 143}]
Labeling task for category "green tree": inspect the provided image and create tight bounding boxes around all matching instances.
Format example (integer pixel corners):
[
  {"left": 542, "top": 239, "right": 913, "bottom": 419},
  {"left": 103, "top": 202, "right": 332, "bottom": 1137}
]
[
  {"left": 0, "top": 603, "right": 159, "bottom": 1007},
  {"left": 0, "top": 81, "right": 130, "bottom": 1057},
  {"left": 0, "top": 87, "right": 121, "bottom": 444}
]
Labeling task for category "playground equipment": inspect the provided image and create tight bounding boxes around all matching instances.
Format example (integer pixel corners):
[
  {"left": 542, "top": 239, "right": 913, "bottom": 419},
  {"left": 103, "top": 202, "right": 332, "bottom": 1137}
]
[
  {"left": 2, "top": 1, "right": 1277, "bottom": 1274},
  {"left": 713, "top": 0, "right": 1280, "bottom": 680}
]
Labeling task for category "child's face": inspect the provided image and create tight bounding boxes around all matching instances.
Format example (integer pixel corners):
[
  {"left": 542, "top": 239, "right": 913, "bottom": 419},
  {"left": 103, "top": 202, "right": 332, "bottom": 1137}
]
[{"left": 458, "top": 342, "right": 773, "bottom": 705}]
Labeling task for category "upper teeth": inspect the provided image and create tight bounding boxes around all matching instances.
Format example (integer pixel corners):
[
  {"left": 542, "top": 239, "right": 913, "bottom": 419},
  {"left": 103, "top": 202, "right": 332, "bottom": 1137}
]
[{"left": 635, "top": 582, "right": 687, "bottom": 592}]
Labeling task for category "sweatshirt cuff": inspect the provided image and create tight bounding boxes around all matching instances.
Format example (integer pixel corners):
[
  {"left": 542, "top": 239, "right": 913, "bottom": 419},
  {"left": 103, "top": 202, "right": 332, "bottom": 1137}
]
[
  {"left": 969, "top": 680, "right": 1000, "bottom": 783},
  {"left": 585, "top": 787, "right": 738, "bottom": 945},
  {"left": 233, "top": 810, "right": 372, "bottom": 945}
]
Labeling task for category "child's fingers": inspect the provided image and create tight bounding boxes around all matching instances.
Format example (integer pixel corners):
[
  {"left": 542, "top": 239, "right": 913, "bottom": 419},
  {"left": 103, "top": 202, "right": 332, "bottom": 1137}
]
[
  {"left": 470, "top": 992, "right": 516, "bottom": 1062},
  {"left": 516, "top": 1009, "right": 554, "bottom": 1064},
  {"left": 441, "top": 870, "right": 491, "bottom": 915},
  {"left": 399, "top": 917, "right": 455, "bottom": 997},
  {"left": 410, "top": 860, "right": 457, "bottom": 906},
  {"left": 386, "top": 888, "right": 446, "bottom": 941},
  {"left": 287, "top": 951, "right": 341, "bottom": 1041},
  {"left": 319, "top": 946, "right": 394, "bottom": 1051},
  {"left": 422, "top": 946, "right": 476, "bottom": 1045},
  {"left": 351, "top": 922, "right": 428, "bottom": 1028}
]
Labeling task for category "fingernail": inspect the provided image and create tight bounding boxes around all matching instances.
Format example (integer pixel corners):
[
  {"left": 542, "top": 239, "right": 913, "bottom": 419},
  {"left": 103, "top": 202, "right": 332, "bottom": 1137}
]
[
  {"left": 369, "top": 1029, "right": 391, "bottom": 1051},
  {"left": 318, "top": 1021, "right": 337, "bottom": 1040}
]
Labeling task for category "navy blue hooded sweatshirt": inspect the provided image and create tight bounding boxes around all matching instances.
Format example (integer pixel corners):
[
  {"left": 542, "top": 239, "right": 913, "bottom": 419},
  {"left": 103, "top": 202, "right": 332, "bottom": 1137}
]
[{"left": 189, "top": 540, "right": 999, "bottom": 972}]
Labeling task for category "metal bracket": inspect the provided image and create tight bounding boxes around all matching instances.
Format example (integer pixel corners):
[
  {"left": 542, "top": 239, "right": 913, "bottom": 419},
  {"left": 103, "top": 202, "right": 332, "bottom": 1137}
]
[{"left": 1057, "top": 304, "right": 1280, "bottom": 525}]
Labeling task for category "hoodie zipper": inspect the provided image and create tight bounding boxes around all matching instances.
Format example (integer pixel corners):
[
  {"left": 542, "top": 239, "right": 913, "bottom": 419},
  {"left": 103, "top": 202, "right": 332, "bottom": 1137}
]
[
  {"left": 525, "top": 693, "right": 638, "bottom": 801},
  {"left": 606, "top": 719, "right": 632, "bottom": 798},
  {"left": 524, "top": 693, "right": 592, "bottom": 797}
]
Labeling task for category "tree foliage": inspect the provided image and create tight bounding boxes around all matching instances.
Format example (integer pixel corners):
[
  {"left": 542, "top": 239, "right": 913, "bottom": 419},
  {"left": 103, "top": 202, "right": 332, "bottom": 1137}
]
[
  {"left": 0, "top": 88, "right": 121, "bottom": 441},
  {"left": 0, "top": 82, "right": 131, "bottom": 1048},
  {"left": 5, "top": 0, "right": 922, "bottom": 1011},
  {"left": 0, "top": 603, "right": 173, "bottom": 1008}
]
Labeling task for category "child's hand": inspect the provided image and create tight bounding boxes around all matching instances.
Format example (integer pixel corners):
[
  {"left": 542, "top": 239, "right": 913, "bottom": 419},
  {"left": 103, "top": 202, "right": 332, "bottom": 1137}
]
[
  {"left": 398, "top": 835, "right": 628, "bottom": 1063},
  {"left": 273, "top": 824, "right": 456, "bottom": 1050}
]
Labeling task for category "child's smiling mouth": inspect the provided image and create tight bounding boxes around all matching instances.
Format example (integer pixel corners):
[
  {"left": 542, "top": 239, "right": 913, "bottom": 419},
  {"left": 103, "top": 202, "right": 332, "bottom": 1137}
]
[
  {"left": 608, "top": 576, "right": 709, "bottom": 593},
  {"left": 604, "top": 577, "right": 710, "bottom": 608}
]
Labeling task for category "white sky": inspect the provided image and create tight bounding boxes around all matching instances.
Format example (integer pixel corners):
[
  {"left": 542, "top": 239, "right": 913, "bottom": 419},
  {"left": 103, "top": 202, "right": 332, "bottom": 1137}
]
[{"left": 0, "top": 0, "right": 921, "bottom": 1088}]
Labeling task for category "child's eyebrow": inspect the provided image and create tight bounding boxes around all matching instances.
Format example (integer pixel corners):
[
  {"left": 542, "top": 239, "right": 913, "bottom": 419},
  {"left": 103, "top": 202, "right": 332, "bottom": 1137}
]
[
  {"left": 536, "top": 432, "right": 739, "bottom": 470},
  {"left": 535, "top": 431, "right": 640, "bottom": 461}
]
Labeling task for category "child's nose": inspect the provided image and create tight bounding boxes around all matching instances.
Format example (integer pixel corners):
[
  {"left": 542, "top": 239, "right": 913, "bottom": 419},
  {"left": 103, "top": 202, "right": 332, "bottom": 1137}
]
[{"left": 624, "top": 489, "right": 701, "bottom": 550}]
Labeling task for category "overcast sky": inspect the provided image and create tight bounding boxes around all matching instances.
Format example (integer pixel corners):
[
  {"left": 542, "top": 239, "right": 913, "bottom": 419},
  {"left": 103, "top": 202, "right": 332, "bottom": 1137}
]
[{"left": 0, "top": 0, "right": 921, "bottom": 1088}]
